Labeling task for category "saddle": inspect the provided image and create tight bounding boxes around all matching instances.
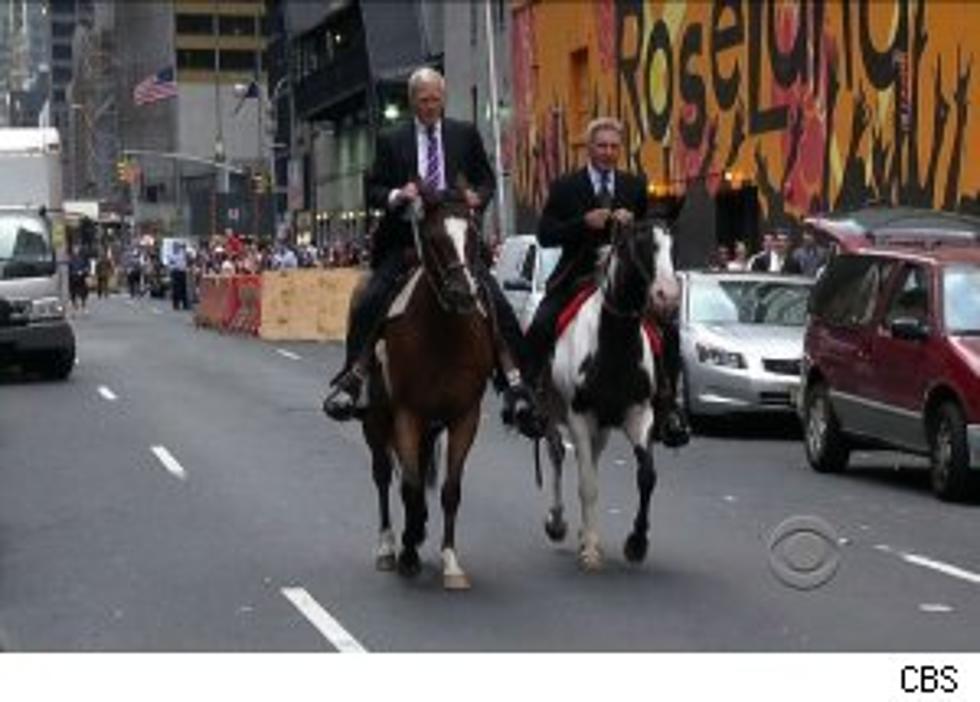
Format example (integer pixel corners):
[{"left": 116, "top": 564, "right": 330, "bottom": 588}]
[{"left": 555, "top": 283, "right": 662, "bottom": 356}]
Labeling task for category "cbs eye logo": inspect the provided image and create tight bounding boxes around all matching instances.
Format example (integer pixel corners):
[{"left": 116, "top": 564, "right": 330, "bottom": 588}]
[{"left": 767, "top": 515, "right": 841, "bottom": 590}]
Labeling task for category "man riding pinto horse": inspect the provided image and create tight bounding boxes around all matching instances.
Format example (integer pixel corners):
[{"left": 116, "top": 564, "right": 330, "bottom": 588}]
[
  {"left": 523, "top": 118, "right": 689, "bottom": 448},
  {"left": 323, "top": 67, "right": 539, "bottom": 432}
]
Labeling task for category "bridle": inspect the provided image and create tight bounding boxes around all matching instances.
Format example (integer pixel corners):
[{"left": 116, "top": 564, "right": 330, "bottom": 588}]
[
  {"left": 408, "top": 197, "right": 480, "bottom": 313},
  {"left": 598, "top": 218, "right": 659, "bottom": 319}
]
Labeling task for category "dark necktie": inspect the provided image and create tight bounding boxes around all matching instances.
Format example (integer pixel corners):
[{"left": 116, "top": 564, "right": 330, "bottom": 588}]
[
  {"left": 424, "top": 124, "right": 441, "bottom": 192},
  {"left": 597, "top": 169, "right": 612, "bottom": 209}
]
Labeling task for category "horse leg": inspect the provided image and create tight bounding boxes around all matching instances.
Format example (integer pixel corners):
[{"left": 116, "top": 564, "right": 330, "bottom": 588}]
[
  {"left": 568, "top": 413, "right": 602, "bottom": 571},
  {"left": 440, "top": 406, "right": 480, "bottom": 590},
  {"left": 543, "top": 424, "right": 568, "bottom": 542},
  {"left": 371, "top": 445, "right": 397, "bottom": 571},
  {"left": 622, "top": 405, "right": 657, "bottom": 563},
  {"left": 393, "top": 411, "right": 426, "bottom": 578}
]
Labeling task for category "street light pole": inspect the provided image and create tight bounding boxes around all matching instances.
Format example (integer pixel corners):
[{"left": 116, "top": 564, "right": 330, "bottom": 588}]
[{"left": 484, "top": 0, "right": 507, "bottom": 242}]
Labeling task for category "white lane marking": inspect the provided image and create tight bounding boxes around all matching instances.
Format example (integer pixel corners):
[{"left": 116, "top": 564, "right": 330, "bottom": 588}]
[
  {"left": 875, "top": 543, "right": 980, "bottom": 586},
  {"left": 151, "top": 445, "right": 187, "bottom": 481},
  {"left": 276, "top": 348, "right": 302, "bottom": 361},
  {"left": 97, "top": 385, "right": 118, "bottom": 401},
  {"left": 900, "top": 552, "right": 980, "bottom": 586},
  {"left": 919, "top": 603, "right": 955, "bottom": 613},
  {"left": 281, "top": 587, "right": 367, "bottom": 653},
  {"left": 151, "top": 308, "right": 163, "bottom": 315},
  {"left": 723, "top": 495, "right": 738, "bottom": 503}
]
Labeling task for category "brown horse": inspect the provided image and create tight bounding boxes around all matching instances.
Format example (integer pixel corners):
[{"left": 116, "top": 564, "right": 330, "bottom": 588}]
[{"left": 357, "top": 196, "right": 495, "bottom": 590}]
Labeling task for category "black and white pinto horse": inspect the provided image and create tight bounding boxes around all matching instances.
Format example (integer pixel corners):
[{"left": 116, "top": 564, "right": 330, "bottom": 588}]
[{"left": 540, "top": 219, "right": 679, "bottom": 571}]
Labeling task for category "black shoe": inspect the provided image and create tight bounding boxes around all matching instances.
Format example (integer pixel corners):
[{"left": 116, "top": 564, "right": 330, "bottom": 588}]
[
  {"left": 502, "top": 383, "right": 546, "bottom": 439},
  {"left": 323, "top": 371, "right": 364, "bottom": 422},
  {"left": 658, "top": 407, "right": 690, "bottom": 448}
]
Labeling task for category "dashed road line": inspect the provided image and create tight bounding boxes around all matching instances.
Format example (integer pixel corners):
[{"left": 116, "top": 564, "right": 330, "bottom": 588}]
[
  {"left": 919, "top": 603, "right": 955, "bottom": 613},
  {"left": 875, "top": 543, "right": 980, "bottom": 586},
  {"left": 276, "top": 348, "right": 302, "bottom": 361},
  {"left": 150, "top": 445, "right": 187, "bottom": 481},
  {"left": 281, "top": 587, "right": 367, "bottom": 653},
  {"left": 97, "top": 385, "right": 118, "bottom": 401}
]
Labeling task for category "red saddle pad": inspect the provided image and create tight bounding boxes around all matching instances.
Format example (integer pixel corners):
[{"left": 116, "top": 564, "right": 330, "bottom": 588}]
[{"left": 554, "top": 283, "right": 662, "bottom": 356}]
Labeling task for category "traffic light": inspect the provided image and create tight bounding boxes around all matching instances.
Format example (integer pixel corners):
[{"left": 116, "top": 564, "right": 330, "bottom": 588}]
[
  {"left": 116, "top": 159, "right": 129, "bottom": 183},
  {"left": 252, "top": 171, "right": 267, "bottom": 194}
]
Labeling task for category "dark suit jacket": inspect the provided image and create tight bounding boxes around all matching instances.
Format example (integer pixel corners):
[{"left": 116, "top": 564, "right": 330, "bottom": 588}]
[
  {"left": 538, "top": 167, "right": 648, "bottom": 293},
  {"left": 750, "top": 251, "right": 797, "bottom": 273},
  {"left": 365, "top": 117, "right": 495, "bottom": 267}
]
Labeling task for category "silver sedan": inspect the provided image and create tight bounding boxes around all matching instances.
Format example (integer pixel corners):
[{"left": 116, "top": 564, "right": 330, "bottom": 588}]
[{"left": 678, "top": 271, "right": 814, "bottom": 420}]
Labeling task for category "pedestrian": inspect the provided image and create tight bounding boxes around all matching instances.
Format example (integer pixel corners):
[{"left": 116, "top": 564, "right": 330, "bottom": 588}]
[
  {"left": 750, "top": 229, "right": 791, "bottom": 272},
  {"left": 167, "top": 241, "right": 190, "bottom": 310},
  {"left": 788, "top": 227, "right": 827, "bottom": 276},
  {"left": 95, "top": 250, "right": 113, "bottom": 298},
  {"left": 323, "top": 66, "right": 537, "bottom": 430},
  {"left": 727, "top": 240, "right": 750, "bottom": 271},
  {"left": 68, "top": 246, "right": 89, "bottom": 312},
  {"left": 522, "top": 116, "right": 689, "bottom": 447}
]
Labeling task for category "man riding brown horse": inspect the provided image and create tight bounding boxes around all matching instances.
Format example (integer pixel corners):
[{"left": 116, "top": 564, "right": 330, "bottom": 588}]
[
  {"left": 523, "top": 117, "right": 690, "bottom": 448},
  {"left": 322, "top": 67, "right": 540, "bottom": 436}
]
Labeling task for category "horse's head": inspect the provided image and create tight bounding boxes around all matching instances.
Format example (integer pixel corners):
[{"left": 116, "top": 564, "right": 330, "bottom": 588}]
[
  {"left": 413, "top": 193, "right": 482, "bottom": 315},
  {"left": 604, "top": 219, "right": 679, "bottom": 318}
]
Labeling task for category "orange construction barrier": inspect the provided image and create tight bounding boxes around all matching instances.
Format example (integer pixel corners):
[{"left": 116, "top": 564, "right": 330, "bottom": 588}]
[{"left": 225, "top": 274, "right": 262, "bottom": 336}]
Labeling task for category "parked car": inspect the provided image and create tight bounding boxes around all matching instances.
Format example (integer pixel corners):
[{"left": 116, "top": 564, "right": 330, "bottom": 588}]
[
  {"left": 494, "top": 234, "right": 560, "bottom": 331},
  {"left": 799, "top": 243, "right": 980, "bottom": 501},
  {"left": 677, "top": 271, "right": 814, "bottom": 423},
  {"left": 806, "top": 206, "right": 980, "bottom": 254}
]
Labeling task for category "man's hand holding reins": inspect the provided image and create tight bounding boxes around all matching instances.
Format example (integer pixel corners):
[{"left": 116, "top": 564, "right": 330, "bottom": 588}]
[
  {"left": 611, "top": 208, "right": 634, "bottom": 227},
  {"left": 584, "top": 208, "right": 612, "bottom": 232}
]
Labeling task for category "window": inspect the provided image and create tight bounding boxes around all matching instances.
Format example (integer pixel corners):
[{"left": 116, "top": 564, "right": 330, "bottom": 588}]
[
  {"left": 52, "top": 44, "right": 72, "bottom": 61},
  {"left": 884, "top": 265, "right": 930, "bottom": 326},
  {"left": 176, "top": 13, "right": 214, "bottom": 35},
  {"left": 53, "top": 89, "right": 66, "bottom": 103},
  {"left": 811, "top": 256, "right": 898, "bottom": 327},
  {"left": 52, "top": 66, "right": 72, "bottom": 84},
  {"left": 220, "top": 50, "right": 257, "bottom": 72},
  {"left": 943, "top": 265, "right": 980, "bottom": 334},
  {"left": 219, "top": 15, "right": 256, "bottom": 37},
  {"left": 52, "top": 21, "right": 74, "bottom": 38},
  {"left": 177, "top": 49, "right": 215, "bottom": 71}
]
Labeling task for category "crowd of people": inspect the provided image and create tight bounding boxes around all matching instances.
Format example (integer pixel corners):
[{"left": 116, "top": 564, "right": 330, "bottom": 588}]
[{"left": 708, "top": 228, "right": 830, "bottom": 276}]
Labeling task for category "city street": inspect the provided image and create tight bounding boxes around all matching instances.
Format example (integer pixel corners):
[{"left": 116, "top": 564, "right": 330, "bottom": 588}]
[{"left": 1, "top": 296, "right": 978, "bottom": 652}]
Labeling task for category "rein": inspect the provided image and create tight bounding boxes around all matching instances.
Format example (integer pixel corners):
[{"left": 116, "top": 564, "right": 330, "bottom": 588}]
[
  {"left": 598, "top": 219, "right": 657, "bottom": 319},
  {"left": 408, "top": 200, "right": 480, "bottom": 313}
]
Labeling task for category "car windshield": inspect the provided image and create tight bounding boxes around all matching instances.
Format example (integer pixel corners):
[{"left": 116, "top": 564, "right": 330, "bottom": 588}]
[
  {"left": 943, "top": 265, "right": 980, "bottom": 334},
  {"left": 690, "top": 278, "right": 811, "bottom": 326},
  {"left": 0, "top": 213, "right": 53, "bottom": 262}
]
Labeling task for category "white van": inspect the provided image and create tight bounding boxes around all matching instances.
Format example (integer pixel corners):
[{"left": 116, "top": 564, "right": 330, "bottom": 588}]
[
  {"left": 0, "top": 128, "right": 75, "bottom": 379},
  {"left": 494, "top": 234, "right": 560, "bottom": 331}
]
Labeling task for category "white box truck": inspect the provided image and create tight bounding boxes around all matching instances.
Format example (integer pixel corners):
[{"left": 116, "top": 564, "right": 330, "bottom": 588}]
[{"left": 0, "top": 127, "right": 76, "bottom": 379}]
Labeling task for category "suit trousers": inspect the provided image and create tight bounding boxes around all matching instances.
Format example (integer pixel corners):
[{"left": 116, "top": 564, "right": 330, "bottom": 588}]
[{"left": 344, "top": 250, "right": 526, "bottom": 381}]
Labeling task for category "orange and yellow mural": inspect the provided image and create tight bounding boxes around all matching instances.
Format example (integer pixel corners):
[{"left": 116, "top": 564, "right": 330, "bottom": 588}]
[{"left": 511, "top": 0, "right": 980, "bottom": 234}]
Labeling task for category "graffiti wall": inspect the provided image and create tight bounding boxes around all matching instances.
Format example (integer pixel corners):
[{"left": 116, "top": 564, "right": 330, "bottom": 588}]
[{"left": 511, "top": 0, "right": 980, "bottom": 236}]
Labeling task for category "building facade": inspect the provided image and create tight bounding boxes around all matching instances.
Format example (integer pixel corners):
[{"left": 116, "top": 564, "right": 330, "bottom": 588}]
[{"left": 511, "top": 0, "right": 980, "bottom": 265}]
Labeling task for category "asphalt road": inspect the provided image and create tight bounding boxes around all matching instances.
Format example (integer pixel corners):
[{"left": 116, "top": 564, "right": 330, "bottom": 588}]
[{"left": 1, "top": 294, "right": 978, "bottom": 652}]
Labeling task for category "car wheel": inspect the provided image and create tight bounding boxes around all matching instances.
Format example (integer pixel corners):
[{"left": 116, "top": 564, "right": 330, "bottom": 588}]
[
  {"left": 29, "top": 348, "right": 75, "bottom": 380},
  {"left": 803, "top": 382, "right": 849, "bottom": 473},
  {"left": 929, "top": 402, "right": 978, "bottom": 502}
]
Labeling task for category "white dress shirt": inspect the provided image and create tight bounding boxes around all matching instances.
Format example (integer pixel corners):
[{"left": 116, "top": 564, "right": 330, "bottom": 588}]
[{"left": 586, "top": 162, "right": 615, "bottom": 199}]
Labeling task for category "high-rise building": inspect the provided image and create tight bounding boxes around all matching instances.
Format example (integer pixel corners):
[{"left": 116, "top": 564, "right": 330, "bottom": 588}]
[{"left": 113, "top": 0, "right": 270, "bottom": 238}]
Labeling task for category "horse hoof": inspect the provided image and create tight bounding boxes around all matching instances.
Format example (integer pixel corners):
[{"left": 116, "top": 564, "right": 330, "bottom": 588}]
[
  {"left": 376, "top": 554, "right": 397, "bottom": 571},
  {"left": 544, "top": 515, "right": 568, "bottom": 543},
  {"left": 623, "top": 532, "right": 649, "bottom": 563},
  {"left": 443, "top": 572, "right": 471, "bottom": 591},
  {"left": 397, "top": 550, "right": 421, "bottom": 578},
  {"left": 578, "top": 547, "right": 603, "bottom": 572}
]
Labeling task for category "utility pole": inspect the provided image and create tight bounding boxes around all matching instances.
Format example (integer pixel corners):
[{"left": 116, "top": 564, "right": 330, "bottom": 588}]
[{"left": 484, "top": 0, "right": 507, "bottom": 241}]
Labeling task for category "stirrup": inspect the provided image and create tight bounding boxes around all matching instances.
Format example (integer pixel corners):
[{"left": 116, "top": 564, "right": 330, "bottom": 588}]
[{"left": 322, "top": 370, "right": 366, "bottom": 421}]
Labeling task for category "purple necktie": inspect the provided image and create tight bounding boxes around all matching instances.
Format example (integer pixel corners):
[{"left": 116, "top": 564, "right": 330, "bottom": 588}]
[{"left": 424, "top": 124, "right": 441, "bottom": 192}]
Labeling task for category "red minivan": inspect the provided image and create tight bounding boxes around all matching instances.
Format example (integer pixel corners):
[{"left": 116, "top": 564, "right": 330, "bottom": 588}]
[{"left": 799, "top": 243, "right": 980, "bottom": 501}]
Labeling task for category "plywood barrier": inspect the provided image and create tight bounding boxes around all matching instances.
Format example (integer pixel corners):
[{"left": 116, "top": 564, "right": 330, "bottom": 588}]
[{"left": 259, "top": 268, "right": 364, "bottom": 341}]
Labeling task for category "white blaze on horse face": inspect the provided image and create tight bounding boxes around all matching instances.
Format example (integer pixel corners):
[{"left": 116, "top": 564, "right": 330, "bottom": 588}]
[
  {"left": 650, "top": 226, "right": 680, "bottom": 314},
  {"left": 444, "top": 216, "right": 478, "bottom": 295}
]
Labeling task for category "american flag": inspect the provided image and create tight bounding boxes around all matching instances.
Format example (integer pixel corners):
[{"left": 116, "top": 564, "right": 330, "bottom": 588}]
[{"left": 133, "top": 66, "right": 178, "bottom": 106}]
